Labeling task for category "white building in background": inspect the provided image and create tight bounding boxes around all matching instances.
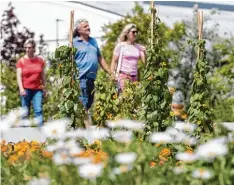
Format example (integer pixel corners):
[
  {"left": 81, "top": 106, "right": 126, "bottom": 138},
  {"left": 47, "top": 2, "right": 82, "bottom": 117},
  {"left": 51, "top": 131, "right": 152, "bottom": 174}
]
[{"left": 0, "top": 1, "right": 234, "bottom": 53}]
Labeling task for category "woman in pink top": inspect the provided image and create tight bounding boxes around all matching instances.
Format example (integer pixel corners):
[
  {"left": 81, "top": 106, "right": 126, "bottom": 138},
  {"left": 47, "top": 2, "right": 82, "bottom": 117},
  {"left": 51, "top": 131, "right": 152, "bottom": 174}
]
[{"left": 111, "top": 23, "right": 146, "bottom": 93}]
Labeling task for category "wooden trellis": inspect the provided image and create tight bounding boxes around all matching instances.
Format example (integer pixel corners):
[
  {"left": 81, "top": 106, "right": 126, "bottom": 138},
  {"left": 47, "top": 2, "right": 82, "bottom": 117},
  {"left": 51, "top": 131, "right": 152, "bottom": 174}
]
[
  {"left": 150, "top": 1, "right": 156, "bottom": 49},
  {"left": 197, "top": 11, "right": 203, "bottom": 59},
  {"left": 69, "top": 10, "right": 75, "bottom": 87}
]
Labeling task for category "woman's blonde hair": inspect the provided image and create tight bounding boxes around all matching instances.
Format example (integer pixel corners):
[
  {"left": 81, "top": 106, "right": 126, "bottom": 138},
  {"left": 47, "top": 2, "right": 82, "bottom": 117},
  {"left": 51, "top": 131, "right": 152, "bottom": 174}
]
[
  {"left": 24, "top": 38, "right": 36, "bottom": 49},
  {"left": 118, "top": 23, "right": 137, "bottom": 42}
]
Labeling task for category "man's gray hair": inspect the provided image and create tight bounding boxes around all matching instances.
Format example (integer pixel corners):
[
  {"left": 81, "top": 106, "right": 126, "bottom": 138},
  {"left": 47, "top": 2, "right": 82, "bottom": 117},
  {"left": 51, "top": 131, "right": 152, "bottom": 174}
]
[{"left": 73, "top": 18, "right": 89, "bottom": 38}]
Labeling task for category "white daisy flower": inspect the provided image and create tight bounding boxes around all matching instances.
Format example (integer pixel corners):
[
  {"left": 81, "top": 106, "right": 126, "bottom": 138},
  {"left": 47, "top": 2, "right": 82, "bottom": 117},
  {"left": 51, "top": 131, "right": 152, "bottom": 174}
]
[
  {"left": 53, "top": 150, "right": 71, "bottom": 165},
  {"left": 49, "top": 76, "right": 55, "bottom": 82},
  {"left": 0, "top": 95, "right": 6, "bottom": 106},
  {"left": 1, "top": 116, "right": 16, "bottom": 132},
  {"left": 64, "top": 139, "right": 78, "bottom": 149},
  {"left": 78, "top": 163, "right": 103, "bottom": 180},
  {"left": 84, "top": 127, "right": 109, "bottom": 144},
  {"left": 1, "top": 107, "right": 28, "bottom": 132},
  {"left": 18, "top": 119, "right": 31, "bottom": 127},
  {"left": 69, "top": 146, "right": 84, "bottom": 156},
  {"left": 182, "top": 136, "right": 197, "bottom": 145},
  {"left": 166, "top": 127, "right": 181, "bottom": 136},
  {"left": 196, "top": 142, "right": 228, "bottom": 161},
  {"left": 207, "top": 137, "right": 228, "bottom": 144},
  {"left": 149, "top": 132, "right": 174, "bottom": 144},
  {"left": 28, "top": 177, "right": 50, "bottom": 185},
  {"left": 221, "top": 122, "right": 234, "bottom": 132},
  {"left": 192, "top": 168, "right": 213, "bottom": 179},
  {"left": 73, "top": 157, "right": 92, "bottom": 165},
  {"left": 173, "top": 121, "right": 197, "bottom": 133},
  {"left": 228, "top": 133, "right": 234, "bottom": 143},
  {"left": 62, "top": 129, "right": 86, "bottom": 139},
  {"left": 115, "top": 152, "right": 137, "bottom": 165},
  {"left": 46, "top": 140, "right": 65, "bottom": 152},
  {"left": 106, "top": 120, "right": 144, "bottom": 131},
  {"left": 113, "top": 165, "right": 133, "bottom": 174},
  {"left": 175, "top": 152, "right": 198, "bottom": 162},
  {"left": 166, "top": 128, "right": 188, "bottom": 143},
  {"left": 42, "top": 119, "right": 69, "bottom": 139},
  {"left": 11, "top": 107, "right": 28, "bottom": 118},
  {"left": 112, "top": 131, "right": 133, "bottom": 143},
  {"left": 173, "top": 166, "right": 187, "bottom": 174}
]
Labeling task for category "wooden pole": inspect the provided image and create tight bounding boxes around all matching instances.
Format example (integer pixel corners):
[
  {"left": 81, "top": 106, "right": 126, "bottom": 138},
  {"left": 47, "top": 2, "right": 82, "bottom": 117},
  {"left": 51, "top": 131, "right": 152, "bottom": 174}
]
[
  {"left": 150, "top": 1, "right": 156, "bottom": 49},
  {"left": 197, "top": 11, "right": 203, "bottom": 59},
  {"left": 69, "top": 10, "right": 74, "bottom": 47},
  {"left": 200, "top": 11, "right": 203, "bottom": 40},
  {"left": 197, "top": 11, "right": 203, "bottom": 40},
  {"left": 69, "top": 10, "right": 74, "bottom": 86}
]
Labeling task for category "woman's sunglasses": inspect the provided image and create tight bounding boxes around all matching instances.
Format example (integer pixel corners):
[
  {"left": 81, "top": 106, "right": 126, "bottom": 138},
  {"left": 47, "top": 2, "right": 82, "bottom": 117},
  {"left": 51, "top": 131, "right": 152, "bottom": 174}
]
[{"left": 130, "top": 30, "right": 138, "bottom": 34}]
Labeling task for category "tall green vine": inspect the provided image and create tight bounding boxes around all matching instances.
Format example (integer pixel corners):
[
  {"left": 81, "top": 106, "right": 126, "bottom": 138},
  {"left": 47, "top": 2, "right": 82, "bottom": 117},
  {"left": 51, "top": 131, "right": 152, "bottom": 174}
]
[
  {"left": 50, "top": 46, "right": 85, "bottom": 128},
  {"left": 188, "top": 39, "right": 213, "bottom": 133},
  {"left": 140, "top": 5, "right": 172, "bottom": 134}
]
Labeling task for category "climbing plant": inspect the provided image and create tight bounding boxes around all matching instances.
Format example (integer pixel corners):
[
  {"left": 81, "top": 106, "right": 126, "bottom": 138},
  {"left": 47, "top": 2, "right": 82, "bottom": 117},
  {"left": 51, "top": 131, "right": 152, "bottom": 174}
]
[
  {"left": 92, "top": 72, "right": 118, "bottom": 126},
  {"left": 51, "top": 46, "right": 85, "bottom": 128},
  {"left": 139, "top": 3, "right": 172, "bottom": 134},
  {"left": 188, "top": 39, "right": 213, "bottom": 133}
]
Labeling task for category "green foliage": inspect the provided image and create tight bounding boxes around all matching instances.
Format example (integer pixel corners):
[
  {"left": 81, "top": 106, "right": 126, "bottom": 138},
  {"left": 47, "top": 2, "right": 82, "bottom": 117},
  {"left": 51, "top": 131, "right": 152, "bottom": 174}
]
[
  {"left": 188, "top": 40, "right": 213, "bottom": 133},
  {"left": 208, "top": 38, "right": 234, "bottom": 122},
  {"left": 51, "top": 46, "right": 85, "bottom": 128},
  {"left": 42, "top": 74, "right": 60, "bottom": 121},
  {"left": 0, "top": 64, "right": 20, "bottom": 114},
  {"left": 92, "top": 71, "right": 118, "bottom": 126},
  {"left": 140, "top": 8, "right": 172, "bottom": 133},
  {"left": 101, "top": 2, "right": 151, "bottom": 64},
  {"left": 115, "top": 80, "right": 142, "bottom": 120},
  {"left": 92, "top": 72, "right": 142, "bottom": 126}
]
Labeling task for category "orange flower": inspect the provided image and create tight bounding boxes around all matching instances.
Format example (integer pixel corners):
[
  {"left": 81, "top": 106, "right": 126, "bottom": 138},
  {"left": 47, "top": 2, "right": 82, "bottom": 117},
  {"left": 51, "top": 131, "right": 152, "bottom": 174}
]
[
  {"left": 1, "top": 140, "right": 6, "bottom": 144},
  {"left": 168, "top": 87, "right": 176, "bottom": 95},
  {"left": 112, "top": 93, "right": 118, "bottom": 99},
  {"left": 148, "top": 75, "right": 153, "bottom": 81},
  {"left": 159, "top": 148, "right": 171, "bottom": 157},
  {"left": 181, "top": 114, "right": 188, "bottom": 120},
  {"left": 94, "top": 140, "right": 102, "bottom": 147},
  {"left": 17, "top": 151, "right": 25, "bottom": 157},
  {"left": 155, "top": 144, "right": 161, "bottom": 147},
  {"left": 41, "top": 150, "right": 53, "bottom": 158},
  {"left": 1, "top": 144, "right": 8, "bottom": 153},
  {"left": 133, "top": 81, "right": 139, "bottom": 86},
  {"left": 159, "top": 155, "right": 168, "bottom": 162},
  {"left": 106, "top": 113, "right": 113, "bottom": 120},
  {"left": 149, "top": 161, "right": 156, "bottom": 168},
  {"left": 92, "top": 151, "right": 108, "bottom": 164},
  {"left": 186, "top": 150, "right": 193, "bottom": 154},
  {"left": 159, "top": 160, "right": 165, "bottom": 166},
  {"left": 31, "top": 141, "right": 40, "bottom": 146},
  {"left": 8, "top": 155, "right": 18, "bottom": 163}
]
